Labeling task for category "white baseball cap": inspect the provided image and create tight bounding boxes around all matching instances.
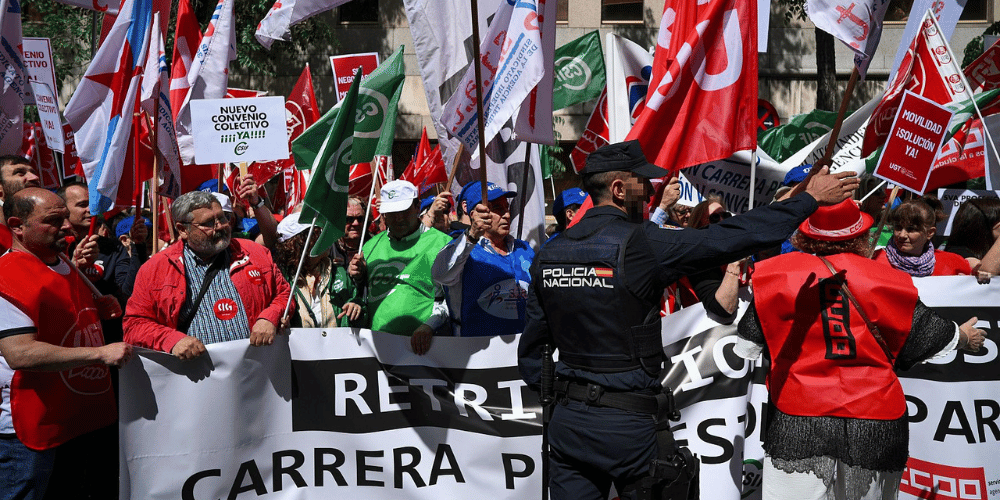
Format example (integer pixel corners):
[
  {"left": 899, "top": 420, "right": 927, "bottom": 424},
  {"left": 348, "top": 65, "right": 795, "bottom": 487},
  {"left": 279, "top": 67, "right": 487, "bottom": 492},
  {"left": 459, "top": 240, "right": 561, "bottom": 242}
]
[
  {"left": 276, "top": 212, "right": 315, "bottom": 243},
  {"left": 380, "top": 180, "right": 418, "bottom": 214},
  {"left": 212, "top": 192, "right": 233, "bottom": 213}
]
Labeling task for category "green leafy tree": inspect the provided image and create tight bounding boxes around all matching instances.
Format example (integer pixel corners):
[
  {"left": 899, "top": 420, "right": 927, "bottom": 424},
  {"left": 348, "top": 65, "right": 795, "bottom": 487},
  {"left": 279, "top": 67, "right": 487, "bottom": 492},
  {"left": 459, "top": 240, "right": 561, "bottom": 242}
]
[
  {"left": 20, "top": 0, "right": 92, "bottom": 91},
  {"left": 772, "top": 0, "right": 839, "bottom": 111}
]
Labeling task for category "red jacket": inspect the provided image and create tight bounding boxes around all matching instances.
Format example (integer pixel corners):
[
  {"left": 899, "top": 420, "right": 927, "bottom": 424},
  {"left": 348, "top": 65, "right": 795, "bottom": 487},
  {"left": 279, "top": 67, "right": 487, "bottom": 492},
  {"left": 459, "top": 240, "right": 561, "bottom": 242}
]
[
  {"left": 872, "top": 248, "right": 972, "bottom": 276},
  {"left": 124, "top": 238, "right": 292, "bottom": 353}
]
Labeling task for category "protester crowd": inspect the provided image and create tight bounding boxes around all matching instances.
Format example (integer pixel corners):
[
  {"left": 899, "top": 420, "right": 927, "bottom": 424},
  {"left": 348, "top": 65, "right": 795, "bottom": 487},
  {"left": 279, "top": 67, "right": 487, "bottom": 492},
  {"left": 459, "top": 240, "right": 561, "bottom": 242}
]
[{"left": 0, "top": 148, "right": 997, "bottom": 499}]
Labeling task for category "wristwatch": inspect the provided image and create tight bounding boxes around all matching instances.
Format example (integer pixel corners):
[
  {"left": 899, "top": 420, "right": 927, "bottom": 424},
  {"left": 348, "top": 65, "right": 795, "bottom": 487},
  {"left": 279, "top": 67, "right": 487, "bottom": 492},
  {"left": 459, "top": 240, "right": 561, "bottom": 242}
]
[{"left": 253, "top": 197, "right": 266, "bottom": 208}]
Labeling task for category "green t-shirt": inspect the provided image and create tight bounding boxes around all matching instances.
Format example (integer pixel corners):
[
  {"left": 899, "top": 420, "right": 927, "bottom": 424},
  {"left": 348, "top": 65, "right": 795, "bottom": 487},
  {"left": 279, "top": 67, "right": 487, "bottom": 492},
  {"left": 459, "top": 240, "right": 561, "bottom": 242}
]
[{"left": 362, "top": 226, "right": 451, "bottom": 335}]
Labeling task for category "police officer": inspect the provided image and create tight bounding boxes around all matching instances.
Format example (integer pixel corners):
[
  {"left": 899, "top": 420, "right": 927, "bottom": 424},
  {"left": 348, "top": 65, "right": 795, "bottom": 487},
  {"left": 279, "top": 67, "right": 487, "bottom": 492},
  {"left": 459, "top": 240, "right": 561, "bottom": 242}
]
[{"left": 517, "top": 140, "right": 859, "bottom": 500}]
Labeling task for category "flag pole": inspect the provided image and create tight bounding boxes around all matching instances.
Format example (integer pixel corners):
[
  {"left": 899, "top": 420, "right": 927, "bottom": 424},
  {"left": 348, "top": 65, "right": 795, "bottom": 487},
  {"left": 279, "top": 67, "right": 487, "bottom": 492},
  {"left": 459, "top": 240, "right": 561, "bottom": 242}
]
[
  {"left": 748, "top": 148, "right": 758, "bottom": 209},
  {"left": 819, "top": 66, "right": 861, "bottom": 167},
  {"left": 446, "top": 143, "right": 465, "bottom": 189},
  {"left": 281, "top": 212, "right": 318, "bottom": 325},
  {"left": 870, "top": 184, "right": 900, "bottom": 253},
  {"left": 929, "top": 10, "right": 1000, "bottom": 190},
  {"left": 470, "top": 0, "right": 490, "bottom": 204},
  {"left": 859, "top": 179, "right": 887, "bottom": 203},
  {"left": 146, "top": 110, "right": 160, "bottom": 254},
  {"left": 516, "top": 144, "right": 531, "bottom": 240},
  {"left": 358, "top": 167, "right": 380, "bottom": 255}
]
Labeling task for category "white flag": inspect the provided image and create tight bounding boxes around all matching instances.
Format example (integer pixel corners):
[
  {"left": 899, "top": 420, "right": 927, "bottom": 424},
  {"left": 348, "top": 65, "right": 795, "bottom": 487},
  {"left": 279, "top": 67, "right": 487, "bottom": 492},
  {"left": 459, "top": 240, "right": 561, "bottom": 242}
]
[
  {"left": 255, "top": 0, "right": 351, "bottom": 50},
  {"left": 604, "top": 33, "right": 652, "bottom": 143},
  {"left": 175, "top": 0, "right": 236, "bottom": 164},
  {"left": 512, "top": 0, "right": 557, "bottom": 145},
  {"left": 440, "top": 0, "right": 546, "bottom": 152},
  {"left": 140, "top": 12, "right": 181, "bottom": 198},
  {"left": 0, "top": 0, "right": 29, "bottom": 155},
  {"left": 805, "top": 0, "right": 891, "bottom": 78},
  {"left": 50, "top": 0, "right": 118, "bottom": 15}
]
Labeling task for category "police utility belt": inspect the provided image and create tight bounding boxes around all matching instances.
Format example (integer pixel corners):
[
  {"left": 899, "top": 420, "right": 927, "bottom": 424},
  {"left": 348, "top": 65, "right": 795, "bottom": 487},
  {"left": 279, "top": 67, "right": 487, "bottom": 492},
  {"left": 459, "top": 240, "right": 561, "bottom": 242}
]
[{"left": 554, "top": 380, "right": 680, "bottom": 422}]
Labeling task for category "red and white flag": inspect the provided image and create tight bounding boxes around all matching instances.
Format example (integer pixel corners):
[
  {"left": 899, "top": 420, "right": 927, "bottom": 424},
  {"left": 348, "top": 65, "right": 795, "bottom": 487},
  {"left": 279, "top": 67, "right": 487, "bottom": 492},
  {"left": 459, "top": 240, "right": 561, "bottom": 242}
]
[
  {"left": 175, "top": 0, "right": 236, "bottom": 164},
  {"left": 806, "top": 0, "right": 891, "bottom": 78},
  {"left": 63, "top": 0, "right": 153, "bottom": 214},
  {"left": 861, "top": 11, "right": 966, "bottom": 157},
  {"left": 0, "top": 0, "right": 29, "bottom": 156},
  {"left": 965, "top": 42, "right": 1000, "bottom": 94},
  {"left": 256, "top": 0, "right": 352, "bottom": 49},
  {"left": 571, "top": 88, "right": 609, "bottom": 173},
  {"left": 605, "top": 33, "right": 653, "bottom": 143},
  {"left": 169, "top": 0, "right": 200, "bottom": 122},
  {"left": 627, "top": 0, "right": 758, "bottom": 171}
]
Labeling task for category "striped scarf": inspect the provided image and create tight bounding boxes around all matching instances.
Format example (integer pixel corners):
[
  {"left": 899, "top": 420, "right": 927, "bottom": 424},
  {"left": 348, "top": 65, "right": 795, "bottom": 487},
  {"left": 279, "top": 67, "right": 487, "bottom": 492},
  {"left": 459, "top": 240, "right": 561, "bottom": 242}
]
[{"left": 884, "top": 238, "right": 936, "bottom": 277}]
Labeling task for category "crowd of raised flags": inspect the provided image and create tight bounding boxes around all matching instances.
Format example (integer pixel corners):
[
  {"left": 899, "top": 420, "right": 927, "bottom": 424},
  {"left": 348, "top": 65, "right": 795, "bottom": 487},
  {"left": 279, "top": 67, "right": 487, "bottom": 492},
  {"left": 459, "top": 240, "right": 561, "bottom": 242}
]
[{"left": 1, "top": 0, "right": 1000, "bottom": 247}]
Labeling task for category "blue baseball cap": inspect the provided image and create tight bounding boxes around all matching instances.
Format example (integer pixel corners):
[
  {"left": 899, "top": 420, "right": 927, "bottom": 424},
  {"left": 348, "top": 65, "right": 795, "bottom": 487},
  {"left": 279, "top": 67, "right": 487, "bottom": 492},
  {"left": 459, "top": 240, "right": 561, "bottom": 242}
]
[
  {"left": 462, "top": 181, "right": 516, "bottom": 211},
  {"left": 197, "top": 178, "right": 229, "bottom": 194},
  {"left": 553, "top": 188, "right": 587, "bottom": 216},
  {"left": 455, "top": 181, "right": 478, "bottom": 215},
  {"left": 782, "top": 164, "right": 812, "bottom": 187},
  {"left": 420, "top": 196, "right": 435, "bottom": 213},
  {"left": 115, "top": 217, "right": 152, "bottom": 239}
]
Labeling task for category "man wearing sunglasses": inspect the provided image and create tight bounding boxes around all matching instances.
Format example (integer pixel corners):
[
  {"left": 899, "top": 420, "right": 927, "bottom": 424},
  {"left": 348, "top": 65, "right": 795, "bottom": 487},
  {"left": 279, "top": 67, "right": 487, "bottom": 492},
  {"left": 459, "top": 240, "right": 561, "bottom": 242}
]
[{"left": 124, "top": 191, "right": 292, "bottom": 359}]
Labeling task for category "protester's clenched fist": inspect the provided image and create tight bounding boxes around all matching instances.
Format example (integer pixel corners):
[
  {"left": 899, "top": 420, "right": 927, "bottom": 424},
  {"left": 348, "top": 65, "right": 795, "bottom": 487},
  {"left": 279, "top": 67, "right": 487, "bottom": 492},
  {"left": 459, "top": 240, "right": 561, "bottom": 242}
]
[
  {"left": 171, "top": 336, "right": 207, "bottom": 359},
  {"left": 348, "top": 254, "right": 366, "bottom": 280},
  {"left": 468, "top": 204, "right": 492, "bottom": 241},
  {"left": 99, "top": 342, "right": 133, "bottom": 367},
  {"left": 73, "top": 234, "right": 100, "bottom": 266},
  {"left": 658, "top": 175, "right": 681, "bottom": 211}
]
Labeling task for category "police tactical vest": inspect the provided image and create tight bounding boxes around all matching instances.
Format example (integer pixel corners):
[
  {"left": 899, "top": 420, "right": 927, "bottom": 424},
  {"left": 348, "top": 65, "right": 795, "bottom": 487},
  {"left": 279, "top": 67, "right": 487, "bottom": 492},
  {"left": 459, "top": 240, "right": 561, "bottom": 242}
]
[{"left": 538, "top": 218, "right": 663, "bottom": 375}]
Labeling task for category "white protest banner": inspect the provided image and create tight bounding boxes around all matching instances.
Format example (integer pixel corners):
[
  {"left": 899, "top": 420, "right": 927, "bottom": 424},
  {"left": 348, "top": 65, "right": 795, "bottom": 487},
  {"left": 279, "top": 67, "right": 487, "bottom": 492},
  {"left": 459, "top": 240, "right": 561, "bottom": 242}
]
[
  {"left": 21, "top": 37, "right": 57, "bottom": 107},
  {"left": 780, "top": 96, "right": 879, "bottom": 171},
  {"left": 900, "top": 277, "right": 1000, "bottom": 500},
  {"left": 874, "top": 91, "right": 953, "bottom": 195},
  {"left": 120, "top": 331, "right": 543, "bottom": 500},
  {"left": 190, "top": 96, "right": 290, "bottom": 164},
  {"left": 936, "top": 189, "right": 1000, "bottom": 237},
  {"left": 329, "top": 52, "right": 379, "bottom": 102},
  {"left": 28, "top": 82, "right": 64, "bottom": 152}
]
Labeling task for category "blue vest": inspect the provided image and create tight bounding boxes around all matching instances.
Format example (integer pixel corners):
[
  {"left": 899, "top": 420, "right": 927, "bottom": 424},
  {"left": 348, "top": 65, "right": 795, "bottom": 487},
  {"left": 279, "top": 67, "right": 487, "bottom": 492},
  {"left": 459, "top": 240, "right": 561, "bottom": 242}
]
[{"left": 457, "top": 239, "right": 534, "bottom": 336}]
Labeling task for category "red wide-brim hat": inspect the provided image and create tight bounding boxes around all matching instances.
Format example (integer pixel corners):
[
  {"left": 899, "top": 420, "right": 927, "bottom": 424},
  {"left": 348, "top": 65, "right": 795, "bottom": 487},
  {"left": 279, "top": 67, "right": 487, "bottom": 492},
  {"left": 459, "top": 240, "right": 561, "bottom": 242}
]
[{"left": 798, "top": 199, "right": 874, "bottom": 242}]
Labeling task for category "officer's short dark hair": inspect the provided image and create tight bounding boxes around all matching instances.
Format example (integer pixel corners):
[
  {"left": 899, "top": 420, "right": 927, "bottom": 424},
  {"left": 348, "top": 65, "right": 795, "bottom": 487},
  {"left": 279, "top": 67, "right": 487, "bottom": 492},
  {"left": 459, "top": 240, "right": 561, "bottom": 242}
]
[{"left": 582, "top": 171, "right": 629, "bottom": 204}]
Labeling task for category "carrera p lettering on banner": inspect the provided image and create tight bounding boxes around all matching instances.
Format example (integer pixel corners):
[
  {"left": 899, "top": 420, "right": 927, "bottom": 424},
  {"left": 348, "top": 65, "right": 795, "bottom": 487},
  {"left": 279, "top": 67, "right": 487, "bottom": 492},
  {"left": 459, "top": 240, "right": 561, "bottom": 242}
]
[{"left": 291, "top": 357, "right": 541, "bottom": 436}]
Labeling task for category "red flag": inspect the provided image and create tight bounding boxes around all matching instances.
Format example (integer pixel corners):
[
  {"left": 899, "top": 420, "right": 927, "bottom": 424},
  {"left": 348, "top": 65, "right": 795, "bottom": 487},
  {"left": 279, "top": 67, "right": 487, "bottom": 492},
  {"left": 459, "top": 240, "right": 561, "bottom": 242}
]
[
  {"left": 626, "top": 0, "right": 757, "bottom": 170},
  {"left": 169, "top": 0, "right": 201, "bottom": 122},
  {"left": 930, "top": 117, "right": 987, "bottom": 189},
  {"left": 965, "top": 42, "right": 1000, "bottom": 93},
  {"left": 156, "top": 195, "right": 173, "bottom": 243},
  {"left": 861, "top": 12, "right": 966, "bottom": 157},
  {"left": 571, "top": 88, "right": 609, "bottom": 173},
  {"left": 400, "top": 128, "right": 446, "bottom": 194},
  {"left": 28, "top": 123, "right": 60, "bottom": 189}
]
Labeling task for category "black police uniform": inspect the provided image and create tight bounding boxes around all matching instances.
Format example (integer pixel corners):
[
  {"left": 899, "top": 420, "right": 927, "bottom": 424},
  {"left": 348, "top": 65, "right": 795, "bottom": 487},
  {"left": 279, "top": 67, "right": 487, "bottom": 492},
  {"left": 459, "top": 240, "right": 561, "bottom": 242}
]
[{"left": 518, "top": 193, "right": 820, "bottom": 500}]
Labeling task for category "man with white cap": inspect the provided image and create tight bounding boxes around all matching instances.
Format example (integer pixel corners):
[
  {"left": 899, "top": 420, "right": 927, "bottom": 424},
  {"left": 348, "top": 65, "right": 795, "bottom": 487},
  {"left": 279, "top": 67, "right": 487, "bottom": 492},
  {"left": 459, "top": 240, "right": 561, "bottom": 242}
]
[
  {"left": 432, "top": 181, "right": 534, "bottom": 337},
  {"left": 349, "top": 180, "right": 450, "bottom": 354}
]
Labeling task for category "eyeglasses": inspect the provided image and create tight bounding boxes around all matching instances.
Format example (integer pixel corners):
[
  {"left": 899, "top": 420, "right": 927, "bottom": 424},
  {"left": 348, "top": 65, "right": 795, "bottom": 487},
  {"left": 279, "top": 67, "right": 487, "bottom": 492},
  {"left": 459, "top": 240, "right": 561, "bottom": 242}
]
[
  {"left": 185, "top": 214, "right": 231, "bottom": 232},
  {"left": 708, "top": 211, "right": 733, "bottom": 224},
  {"left": 345, "top": 216, "right": 363, "bottom": 225}
]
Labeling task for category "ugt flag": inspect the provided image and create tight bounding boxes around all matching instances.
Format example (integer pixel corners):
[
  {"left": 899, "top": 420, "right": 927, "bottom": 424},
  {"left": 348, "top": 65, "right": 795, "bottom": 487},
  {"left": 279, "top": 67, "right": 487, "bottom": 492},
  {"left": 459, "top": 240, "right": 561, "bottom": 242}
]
[
  {"left": 627, "top": 0, "right": 758, "bottom": 171},
  {"left": 1, "top": 0, "right": 29, "bottom": 156},
  {"left": 552, "top": 30, "right": 606, "bottom": 111},
  {"left": 806, "top": 0, "right": 891, "bottom": 78},
  {"left": 861, "top": 10, "right": 967, "bottom": 157},
  {"left": 64, "top": 0, "right": 153, "bottom": 214},
  {"left": 295, "top": 69, "right": 361, "bottom": 257}
]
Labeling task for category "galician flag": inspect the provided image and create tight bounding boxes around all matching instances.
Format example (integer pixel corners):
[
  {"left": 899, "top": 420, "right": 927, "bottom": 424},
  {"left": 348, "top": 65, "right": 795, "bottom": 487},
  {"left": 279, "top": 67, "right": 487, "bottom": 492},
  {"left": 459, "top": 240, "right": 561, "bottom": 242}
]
[
  {"left": 806, "top": 0, "right": 891, "bottom": 78},
  {"left": 552, "top": 30, "right": 606, "bottom": 111},
  {"left": 64, "top": 0, "right": 152, "bottom": 213},
  {"left": 255, "top": 0, "right": 352, "bottom": 49},
  {"left": 296, "top": 69, "right": 361, "bottom": 257},
  {"left": 140, "top": 11, "right": 181, "bottom": 198}
]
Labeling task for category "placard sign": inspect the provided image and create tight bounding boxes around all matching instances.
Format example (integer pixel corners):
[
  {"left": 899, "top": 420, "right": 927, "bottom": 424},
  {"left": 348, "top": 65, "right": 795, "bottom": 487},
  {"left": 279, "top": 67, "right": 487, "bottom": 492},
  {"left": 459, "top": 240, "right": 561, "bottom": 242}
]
[
  {"left": 21, "top": 38, "right": 57, "bottom": 107},
  {"left": 874, "top": 91, "right": 953, "bottom": 194},
  {"left": 190, "top": 96, "right": 290, "bottom": 164},
  {"left": 935, "top": 189, "right": 1000, "bottom": 237},
  {"left": 330, "top": 52, "right": 380, "bottom": 101},
  {"left": 29, "top": 82, "right": 64, "bottom": 152}
]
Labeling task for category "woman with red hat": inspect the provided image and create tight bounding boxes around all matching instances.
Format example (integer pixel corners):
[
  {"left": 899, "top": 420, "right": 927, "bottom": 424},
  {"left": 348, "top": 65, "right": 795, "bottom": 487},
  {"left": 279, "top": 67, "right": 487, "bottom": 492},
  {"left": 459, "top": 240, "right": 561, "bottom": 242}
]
[{"left": 735, "top": 199, "right": 986, "bottom": 500}]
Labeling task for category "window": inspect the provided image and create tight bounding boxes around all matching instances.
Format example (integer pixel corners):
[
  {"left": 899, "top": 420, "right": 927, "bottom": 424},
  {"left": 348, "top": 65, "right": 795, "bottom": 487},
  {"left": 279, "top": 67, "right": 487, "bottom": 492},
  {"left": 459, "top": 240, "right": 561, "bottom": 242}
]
[
  {"left": 558, "top": 0, "right": 569, "bottom": 23},
  {"left": 885, "top": 0, "right": 988, "bottom": 22},
  {"left": 602, "top": 0, "right": 643, "bottom": 23},
  {"left": 339, "top": 0, "right": 378, "bottom": 24}
]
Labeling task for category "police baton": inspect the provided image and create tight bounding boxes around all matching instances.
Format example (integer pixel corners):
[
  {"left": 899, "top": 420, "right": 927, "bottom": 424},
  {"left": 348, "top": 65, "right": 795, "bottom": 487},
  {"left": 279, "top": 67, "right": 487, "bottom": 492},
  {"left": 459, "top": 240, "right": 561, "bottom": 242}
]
[{"left": 540, "top": 344, "right": 555, "bottom": 500}]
